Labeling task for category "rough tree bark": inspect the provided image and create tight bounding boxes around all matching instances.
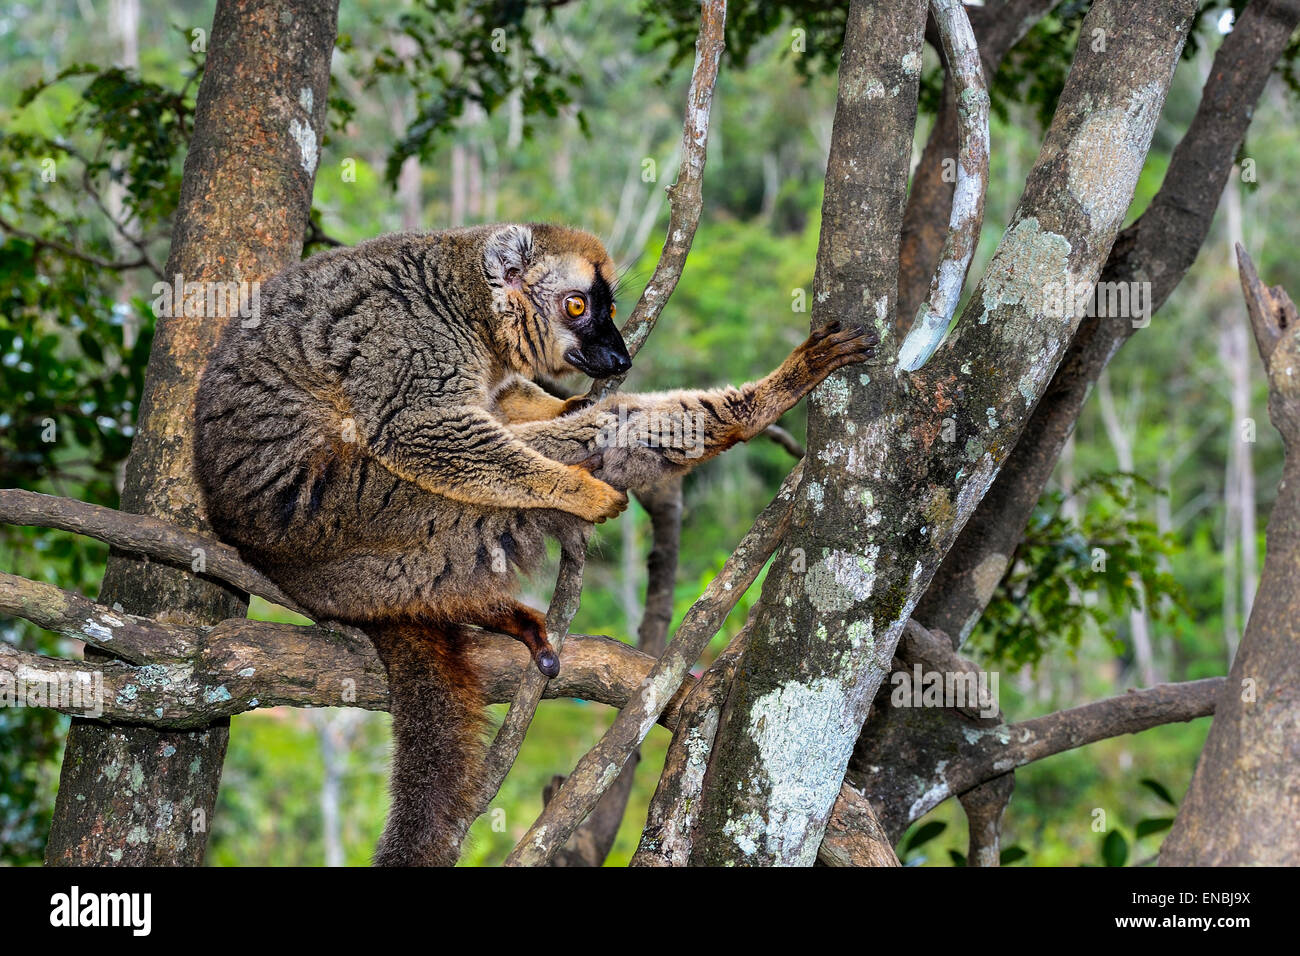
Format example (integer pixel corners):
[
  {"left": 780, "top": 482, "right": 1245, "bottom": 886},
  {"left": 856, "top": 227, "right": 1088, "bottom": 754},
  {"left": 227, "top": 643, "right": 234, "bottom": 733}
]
[
  {"left": 1161, "top": 248, "right": 1300, "bottom": 865},
  {"left": 914, "top": 0, "right": 1300, "bottom": 645},
  {"left": 690, "top": 0, "right": 1198, "bottom": 866},
  {"left": 898, "top": 0, "right": 1063, "bottom": 326},
  {"left": 849, "top": 0, "right": 1300, "bottom": 848},
  {"left": 44, "top": 0, "right": 338, "bottom": 865},
  {"left": 690, "top": 0, "right": 931, "bottom": 865}
]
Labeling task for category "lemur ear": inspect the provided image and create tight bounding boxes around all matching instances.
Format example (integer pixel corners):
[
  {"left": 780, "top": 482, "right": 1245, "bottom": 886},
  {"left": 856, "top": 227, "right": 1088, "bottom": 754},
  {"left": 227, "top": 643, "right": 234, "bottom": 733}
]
[{"left": 483, "top": 224, "right": 534, "bottom": 290}]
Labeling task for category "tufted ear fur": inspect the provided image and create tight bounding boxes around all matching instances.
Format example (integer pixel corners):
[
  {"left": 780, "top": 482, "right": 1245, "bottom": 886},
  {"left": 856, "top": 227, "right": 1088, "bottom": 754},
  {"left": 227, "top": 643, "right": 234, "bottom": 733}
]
[{"left": 483, "top": 224, "right": 534, "bottom": 290}]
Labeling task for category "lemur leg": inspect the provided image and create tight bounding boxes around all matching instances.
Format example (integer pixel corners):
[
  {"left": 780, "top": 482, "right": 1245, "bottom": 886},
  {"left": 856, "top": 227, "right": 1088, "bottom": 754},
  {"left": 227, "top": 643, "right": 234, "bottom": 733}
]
[
  {"left": 509, "top": 322, "right": 878, "bottom": 490},
  {"left": 472, "top": 601, "right": 559, "bottom": 678}
]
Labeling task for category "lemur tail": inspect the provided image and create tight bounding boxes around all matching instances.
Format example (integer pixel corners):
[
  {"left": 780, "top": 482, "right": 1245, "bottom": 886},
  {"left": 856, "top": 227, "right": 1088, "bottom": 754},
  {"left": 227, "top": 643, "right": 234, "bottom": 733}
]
[{"left": 365, "top": 619, "right": 487, "bottom": 866}]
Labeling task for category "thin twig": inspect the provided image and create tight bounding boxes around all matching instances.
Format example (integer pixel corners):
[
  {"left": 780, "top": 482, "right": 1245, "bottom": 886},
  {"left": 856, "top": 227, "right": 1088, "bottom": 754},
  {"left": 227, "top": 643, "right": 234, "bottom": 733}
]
[
  {"left": 762, "top": 424, "right": 806, "bottom": 459},
  {"left": 544, "top": 477, "right": 686, "bottom": 866},
  {"left": 587, "top": 0, "right": 727, "bottom": 397},
  {"left": 0, "top": 212, "right": 153, "bottom": 272},
  {"left": 476, "top": 535, "right": 588, "bottom": 813}
]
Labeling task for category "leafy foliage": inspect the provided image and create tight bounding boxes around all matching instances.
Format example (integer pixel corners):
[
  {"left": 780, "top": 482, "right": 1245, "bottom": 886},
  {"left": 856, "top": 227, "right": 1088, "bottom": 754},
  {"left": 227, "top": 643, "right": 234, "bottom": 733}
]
[
  {"left": 971, "top": 474, "right": 1186, "bottom": 670},
  {"left": 641, "top": 0, "right": 847, "bottom": 78},
  {"left": 0, "top": 64, "right": 187, "bottom": 497},
  {"left": 356, "top": 0, "right": 585, "bottom": 186}
]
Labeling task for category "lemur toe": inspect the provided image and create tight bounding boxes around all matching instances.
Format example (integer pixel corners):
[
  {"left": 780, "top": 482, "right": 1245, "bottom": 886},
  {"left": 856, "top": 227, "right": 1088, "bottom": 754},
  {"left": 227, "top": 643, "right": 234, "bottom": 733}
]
[{"left": 536, "top": 649, "right": 560, "bottom": 678}]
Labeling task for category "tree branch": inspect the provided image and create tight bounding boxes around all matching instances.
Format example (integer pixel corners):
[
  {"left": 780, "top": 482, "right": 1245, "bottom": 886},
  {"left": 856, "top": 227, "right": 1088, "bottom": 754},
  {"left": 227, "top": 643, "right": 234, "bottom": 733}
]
[
  {"left": 0, "top": 489, "right": 303, "bottom": 615},
  {"left": 504, "top": 461, "right": 800, "bottom": 866},
  {"left": 850, "top": 661, "right": 1222, "bottom": 839},
  {"left": 631, "top": 622, "right": 749, "bottom": 866},
  {"left": 0, "top": 212, "right": 155, "bottom": 273},
  {"left": 761, "top": 424, "right": 806, "bottom": 459},
  {"left": 959, "top": 772, "right": 1014, "bottom": 866},
  {"left": 899, "top": 0, "right": 1063, "bottom": 323},
  {"left": 588, "top": 0, "right": 726, "bottom": 396},
  {"left": 819, "top": 784, "right": 901, "bottom": 867},
  {"left": 0, "top": 570, "right": 702, "bottom": 729},
  {"left": 896, "top": 0, "right": 990, "bottom": 371},
  {"left": 0, "top": 570, "right": 199, "bottom": 662},
  {"left": 915, "top": 0, "right": 1300, "bottom": 644},
  {"left": 543, "top": 476, "right": 686, "bottom": 866}
]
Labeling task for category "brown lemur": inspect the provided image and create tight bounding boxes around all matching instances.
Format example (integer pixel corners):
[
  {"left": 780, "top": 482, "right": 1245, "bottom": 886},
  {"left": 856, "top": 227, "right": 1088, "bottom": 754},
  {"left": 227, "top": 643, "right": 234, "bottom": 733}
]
[{"left": 194, "top": 223, "right": 877, "bottom": 866}]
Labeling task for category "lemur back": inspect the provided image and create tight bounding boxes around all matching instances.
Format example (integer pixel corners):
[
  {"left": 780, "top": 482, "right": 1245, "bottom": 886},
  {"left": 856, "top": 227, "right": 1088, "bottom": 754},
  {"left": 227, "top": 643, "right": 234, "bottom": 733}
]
[
  {"left": 194, "top": 223, "right": 876, "bottom": 865},
  {"left": 197, "top": 228, "right": 585, "bottom": 621}
]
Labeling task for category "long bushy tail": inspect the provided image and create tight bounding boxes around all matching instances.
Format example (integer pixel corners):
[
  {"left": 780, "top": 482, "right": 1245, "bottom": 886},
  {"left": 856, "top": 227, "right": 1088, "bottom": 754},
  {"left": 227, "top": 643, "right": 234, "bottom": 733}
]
[{"left": 365, "top": 619, "right": 487, "bottom": 866}]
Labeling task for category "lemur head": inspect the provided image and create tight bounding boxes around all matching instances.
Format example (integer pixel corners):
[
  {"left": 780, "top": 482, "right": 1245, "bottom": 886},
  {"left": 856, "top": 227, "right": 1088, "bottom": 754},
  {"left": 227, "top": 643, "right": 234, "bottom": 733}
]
[{"left": 482, "top": 222, "right": 631, "bottom": 379}]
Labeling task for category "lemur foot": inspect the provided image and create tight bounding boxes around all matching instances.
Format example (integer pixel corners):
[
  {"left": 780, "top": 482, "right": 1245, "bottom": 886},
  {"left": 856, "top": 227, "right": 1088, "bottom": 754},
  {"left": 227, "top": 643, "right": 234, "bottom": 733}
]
[
  {"left": 483, "top": 602, "right": 563, "bottom": 679},
  {"left": 803, "top": 321, "right": 880, "bottom": 374}
]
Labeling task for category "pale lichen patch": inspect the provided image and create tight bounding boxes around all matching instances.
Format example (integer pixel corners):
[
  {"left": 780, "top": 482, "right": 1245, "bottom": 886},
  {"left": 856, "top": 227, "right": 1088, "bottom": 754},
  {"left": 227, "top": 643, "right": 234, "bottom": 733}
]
[
  {"left": 289, "top": 108, "right": 319, "bottom": 176},
  {"left": 747, "top": 677, "right": 856, "bottom": 865},
  {"left": 806, "top": 547, "right": 880, "bottom": 614},
  {"left": 978, "top": 217, "right": 1072, "bottom": 341},
  {"left": 1067, "top": 81, "right": 1163, "bottom": 231}
]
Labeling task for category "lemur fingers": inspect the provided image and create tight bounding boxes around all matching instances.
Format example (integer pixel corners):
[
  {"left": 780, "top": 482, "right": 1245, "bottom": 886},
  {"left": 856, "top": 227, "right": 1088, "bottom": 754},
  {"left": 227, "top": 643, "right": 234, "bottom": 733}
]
[
  {"left": 754, "top": 321, "right": 879, "bottom": 421},
  {"left": 572, "top": 466, "right": 629, "bottom": 522},
  {"left": 802, "top": 320, "right": 879, "bottom": 375}
]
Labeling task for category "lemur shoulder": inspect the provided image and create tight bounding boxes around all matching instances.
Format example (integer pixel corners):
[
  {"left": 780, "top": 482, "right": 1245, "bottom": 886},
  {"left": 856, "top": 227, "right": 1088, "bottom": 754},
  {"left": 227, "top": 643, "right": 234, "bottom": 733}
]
[{"left": 194, "top": 222, "right": 876, "bottom": 866}]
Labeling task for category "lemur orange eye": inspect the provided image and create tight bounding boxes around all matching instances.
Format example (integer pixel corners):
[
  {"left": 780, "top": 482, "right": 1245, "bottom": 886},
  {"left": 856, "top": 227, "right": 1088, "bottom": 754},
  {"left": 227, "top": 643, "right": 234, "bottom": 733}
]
[
  {"left": 564, "top": 294, "right": 586, "bottom": 318},
  {"left": 611, "top": 304, "right": 617, "bottom": 320}
]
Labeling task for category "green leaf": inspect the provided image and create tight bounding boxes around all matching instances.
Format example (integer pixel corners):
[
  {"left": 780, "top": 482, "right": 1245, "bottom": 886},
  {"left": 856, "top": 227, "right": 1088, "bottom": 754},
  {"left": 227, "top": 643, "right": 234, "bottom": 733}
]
[
  {"left": 1140, "top": 778, "right": 1176, "bottom": 806},
  {"left": 904, "top": 820, "right": 947, "bottom": 853},
  {"left": 1101, "top": 830, "right": 1129, "bottom": 867},
  {"left": 1135, "top": 817, "right": 1175, "bottom": 839},
  {"left": 1000, "top": 846, "right": 1028, "bottom": 865},
  {"left": 948, "top": 850, "right": 967, "bottom": 867}
]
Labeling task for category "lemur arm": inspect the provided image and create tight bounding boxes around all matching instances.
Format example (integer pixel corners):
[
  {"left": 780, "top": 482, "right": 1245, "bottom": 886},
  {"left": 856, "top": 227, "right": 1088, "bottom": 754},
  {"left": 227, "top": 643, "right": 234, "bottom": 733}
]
[
  {"left": 490, "top": 375, "right": 589, "bottom": 424},
  {"left": 367, "top": 404, "right": 626, "bottom": 522},
  {"left": 511, "top": 322, "right": 875, "bottom": 491}
]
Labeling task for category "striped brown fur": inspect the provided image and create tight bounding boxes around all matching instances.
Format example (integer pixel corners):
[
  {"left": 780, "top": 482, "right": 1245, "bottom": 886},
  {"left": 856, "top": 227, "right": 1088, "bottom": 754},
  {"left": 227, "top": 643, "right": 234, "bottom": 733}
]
[{"left": 194, "top": 223, "right": 876, "bottom": 865}]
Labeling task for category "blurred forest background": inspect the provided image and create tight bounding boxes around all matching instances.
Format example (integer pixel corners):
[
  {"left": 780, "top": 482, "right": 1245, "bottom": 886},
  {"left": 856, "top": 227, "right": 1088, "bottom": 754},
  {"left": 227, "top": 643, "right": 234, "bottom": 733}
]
[{"left": 1, "top": 0, "right": 1296, "bottom": 866}]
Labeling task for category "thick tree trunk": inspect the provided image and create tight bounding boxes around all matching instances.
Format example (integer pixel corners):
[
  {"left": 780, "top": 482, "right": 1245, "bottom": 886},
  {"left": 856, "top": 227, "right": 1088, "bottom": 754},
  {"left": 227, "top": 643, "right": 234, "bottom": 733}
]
[
  {"left": 690, "top": 0, "right": 929, "bottom": 865},
  {"left": 44, "top": 0, "right": 338, "bottom": 865},
  {"left": 1162, "top": 250, "right": 1300, "bottom": 865},
  {"left": 690, "top": 0, "right": 1196, "bottom": 866}
]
